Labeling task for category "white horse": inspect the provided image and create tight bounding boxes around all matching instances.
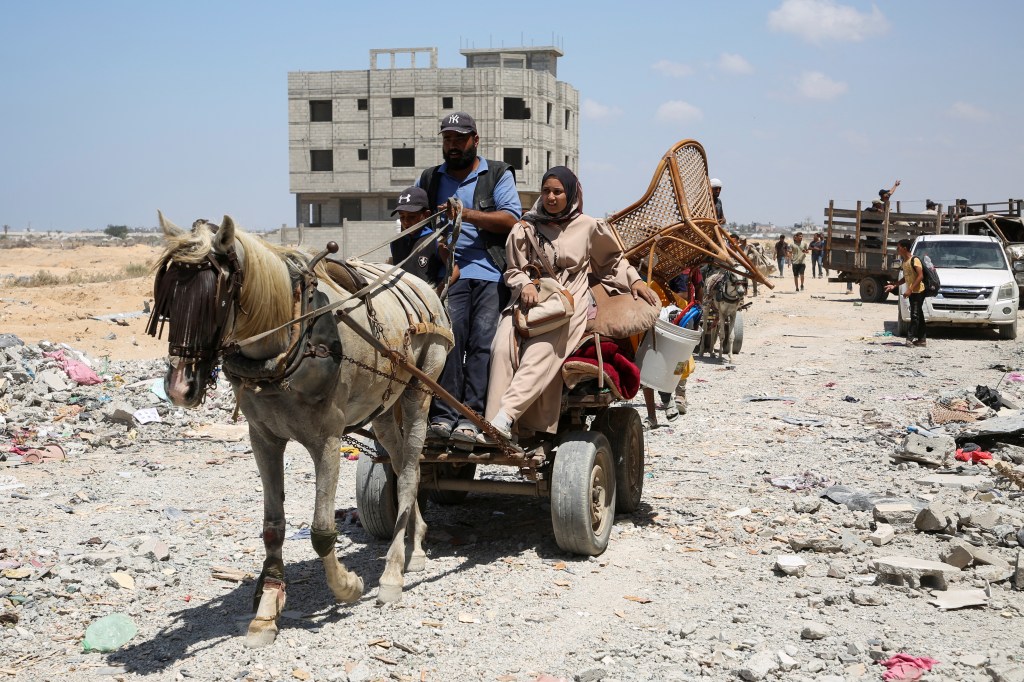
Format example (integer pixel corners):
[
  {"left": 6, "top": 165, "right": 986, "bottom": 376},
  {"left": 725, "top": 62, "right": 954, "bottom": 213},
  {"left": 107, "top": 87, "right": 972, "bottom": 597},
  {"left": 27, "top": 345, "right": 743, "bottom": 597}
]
[{"left": 148, "top": 213, "right": 452, "bottom": 647}]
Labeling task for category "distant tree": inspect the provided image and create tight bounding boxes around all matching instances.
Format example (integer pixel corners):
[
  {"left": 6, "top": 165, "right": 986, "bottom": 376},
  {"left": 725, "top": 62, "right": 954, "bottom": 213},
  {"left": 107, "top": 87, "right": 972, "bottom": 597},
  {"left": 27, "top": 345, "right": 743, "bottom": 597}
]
[{"left": 104, "top": 224, "right": 129, "bottom": 239}]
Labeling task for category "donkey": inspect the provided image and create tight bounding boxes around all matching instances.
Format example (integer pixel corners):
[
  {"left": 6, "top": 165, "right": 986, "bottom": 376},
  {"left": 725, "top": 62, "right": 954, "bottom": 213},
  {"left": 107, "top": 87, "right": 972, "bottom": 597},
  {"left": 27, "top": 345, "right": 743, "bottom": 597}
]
[
  {"left": 700, "top": 269, "right": 747, "bottom": 364},
  {"left": 148, "top": 213, "right": 452, "bottom": 647}
]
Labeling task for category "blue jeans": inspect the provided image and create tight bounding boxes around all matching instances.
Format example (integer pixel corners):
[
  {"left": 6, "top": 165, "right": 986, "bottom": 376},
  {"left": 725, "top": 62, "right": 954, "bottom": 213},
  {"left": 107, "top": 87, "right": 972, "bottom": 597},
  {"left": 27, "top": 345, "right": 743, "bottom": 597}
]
[
  {"left": 811, "top": 254, "right": 823, "bottom": 278},
  {"left": 777, "top": 257, "right": 785, "bottom": 277},
  {"left": 429, "top": 278, "right": 507, "bottom": 427}
]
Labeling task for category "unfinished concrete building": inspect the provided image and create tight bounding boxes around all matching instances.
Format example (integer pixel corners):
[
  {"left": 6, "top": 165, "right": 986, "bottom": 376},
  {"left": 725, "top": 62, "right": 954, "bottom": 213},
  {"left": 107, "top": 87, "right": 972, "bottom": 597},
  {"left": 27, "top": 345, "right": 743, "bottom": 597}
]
[{"left": 287, "top": 46, "right": 579, "bottom": 254}]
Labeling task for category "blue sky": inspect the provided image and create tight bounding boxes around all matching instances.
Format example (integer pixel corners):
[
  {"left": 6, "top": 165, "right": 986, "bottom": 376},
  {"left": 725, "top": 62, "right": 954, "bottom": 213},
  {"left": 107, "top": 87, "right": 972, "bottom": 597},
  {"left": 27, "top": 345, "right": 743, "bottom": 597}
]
[{"left": 2, "top": 0, "right": 1021, "bottom": 232}]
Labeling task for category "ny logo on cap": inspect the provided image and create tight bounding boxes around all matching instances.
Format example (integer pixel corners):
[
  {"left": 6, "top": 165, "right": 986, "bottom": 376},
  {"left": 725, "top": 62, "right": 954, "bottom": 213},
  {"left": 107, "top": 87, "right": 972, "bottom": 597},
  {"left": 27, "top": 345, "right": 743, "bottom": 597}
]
[
  {"left": 448, "top": 114, "right": 459, "bottom": 124},
  {"left": 398, "top": 193, "right": 411, "bottom": 204}
]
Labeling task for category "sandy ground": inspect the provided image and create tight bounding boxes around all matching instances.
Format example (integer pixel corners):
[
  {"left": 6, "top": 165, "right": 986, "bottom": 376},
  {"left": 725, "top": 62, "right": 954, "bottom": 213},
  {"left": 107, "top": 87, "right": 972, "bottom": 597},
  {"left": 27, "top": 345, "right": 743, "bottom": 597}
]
[
  {"left": 3, "top": 241, "right": 1024, "bottom": 681},
  {"left": 0, "top": 244, "right": 166, "bottom": 360}
]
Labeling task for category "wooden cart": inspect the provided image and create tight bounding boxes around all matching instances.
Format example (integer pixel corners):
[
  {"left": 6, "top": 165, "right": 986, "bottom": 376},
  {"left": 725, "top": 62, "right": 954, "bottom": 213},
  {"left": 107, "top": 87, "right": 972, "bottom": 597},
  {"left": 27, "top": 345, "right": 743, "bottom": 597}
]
[{"left": 355, "top": 140, "right": 769, "bottom": 556}]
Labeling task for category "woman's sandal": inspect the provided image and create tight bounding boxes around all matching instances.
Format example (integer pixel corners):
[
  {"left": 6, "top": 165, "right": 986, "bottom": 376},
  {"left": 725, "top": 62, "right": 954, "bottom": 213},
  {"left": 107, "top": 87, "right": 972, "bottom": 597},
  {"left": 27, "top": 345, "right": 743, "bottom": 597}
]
[{"left": 428, "top": 422, "right": 453, "bottom": 440}]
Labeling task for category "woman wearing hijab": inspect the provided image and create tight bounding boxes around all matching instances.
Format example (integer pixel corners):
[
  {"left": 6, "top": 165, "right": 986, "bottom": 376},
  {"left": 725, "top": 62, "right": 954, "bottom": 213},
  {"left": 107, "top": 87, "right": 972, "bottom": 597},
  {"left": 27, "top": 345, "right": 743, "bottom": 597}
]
[{"left": 484, "top": 167, "right": 658, "bottom": 440}]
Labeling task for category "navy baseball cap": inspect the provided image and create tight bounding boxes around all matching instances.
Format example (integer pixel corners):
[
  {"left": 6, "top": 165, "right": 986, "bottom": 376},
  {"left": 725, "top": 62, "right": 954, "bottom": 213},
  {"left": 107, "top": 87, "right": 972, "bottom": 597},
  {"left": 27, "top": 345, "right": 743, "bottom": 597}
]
[
  {"left": 439, "top": 112, "right": 476, "bottom": 134},
  {"left": 391, "top": 187, "right": 430, "bottom": 216}
]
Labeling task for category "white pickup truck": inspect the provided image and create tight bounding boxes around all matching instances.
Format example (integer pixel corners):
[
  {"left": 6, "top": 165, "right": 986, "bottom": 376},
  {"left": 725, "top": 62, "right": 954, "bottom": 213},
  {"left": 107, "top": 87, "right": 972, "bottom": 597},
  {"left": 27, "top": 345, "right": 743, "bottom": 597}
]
[{"left": 897, "top": 234, "right": 1019, "bottom": 340}]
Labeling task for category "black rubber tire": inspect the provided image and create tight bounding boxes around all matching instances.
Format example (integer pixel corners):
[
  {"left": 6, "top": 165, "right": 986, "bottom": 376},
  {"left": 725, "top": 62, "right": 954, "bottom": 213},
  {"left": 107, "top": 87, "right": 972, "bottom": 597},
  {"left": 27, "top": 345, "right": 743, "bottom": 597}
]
[
  {"left": 859, "top": 277, "right": 885, "bottom": 303},
  {"left": 897, "top": 305, "right": 909, "bottom": 337},
  {"left": 354, "top": 444, "right": 397, "bottom": 541},
  {"left": 998, "top": 318, "right": 1018, "bottom": 340},
  {"left": 426, "top": 463, "right": 477, "bottom": 505},
  {"left": 731, "top": 311, "right": 744, "bottom": 354},
  {"left": 591, "top": 408, "right": 645, "bottom": 513},
  {"left": 550, "top": 431, "right": 616, "bottom": 556}
]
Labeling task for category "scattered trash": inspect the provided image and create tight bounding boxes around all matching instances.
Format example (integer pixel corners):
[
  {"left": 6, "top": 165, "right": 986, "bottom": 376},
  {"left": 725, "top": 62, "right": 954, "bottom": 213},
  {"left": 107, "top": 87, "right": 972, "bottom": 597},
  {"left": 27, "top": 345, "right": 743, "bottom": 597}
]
[
  {"left": 288, "top": 528, "right": 311, "bottom": 541},
  {"left": 841, "top": 395, "right": 860, "bottom": 403},
  {"left": 767, "top": 471, "right": 832, "bottom": 492},
  {"left": 20, "top": 444, "right": 66, "bottom": 464},
  {"left": 132, "top": 407, "right": 161, "bottom": 425},
  {"left": 82, "top": 613, "right": 137, "bottom": 652},
  {"left": 741, "top": 395, "right": 798, "bottom": 402},
  {"left": 873, "top": 331, "right": 893, "bottom": 337},
  {"left": 779, "top": 416, "right": 826, "bottom": 427},
  {"left": 878, "top": 653, "right": 939, "bottom": 680},
  {"left": 1005, "top": 372, "right": 1024, "bottom": 383},
  {"left": 42, "top": 349, "right": 102, "bottom": 386},
  {"left": 0, "top": 476, "right": 25, "bottom": 492}
]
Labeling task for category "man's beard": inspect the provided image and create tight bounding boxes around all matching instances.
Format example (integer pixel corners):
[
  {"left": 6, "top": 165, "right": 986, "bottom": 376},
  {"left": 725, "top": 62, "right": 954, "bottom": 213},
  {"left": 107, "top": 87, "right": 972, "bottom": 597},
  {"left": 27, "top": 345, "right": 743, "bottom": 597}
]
[{"left": 445, "top": 144, "right": 477, "bottom": 171}]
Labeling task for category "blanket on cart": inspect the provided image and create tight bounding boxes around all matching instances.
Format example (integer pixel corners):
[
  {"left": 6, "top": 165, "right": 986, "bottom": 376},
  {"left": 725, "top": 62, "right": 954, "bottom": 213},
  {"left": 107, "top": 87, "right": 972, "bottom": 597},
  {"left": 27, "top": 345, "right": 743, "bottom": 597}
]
[{"left": 561, "top": 338, "right": 641, "bottom": 400}]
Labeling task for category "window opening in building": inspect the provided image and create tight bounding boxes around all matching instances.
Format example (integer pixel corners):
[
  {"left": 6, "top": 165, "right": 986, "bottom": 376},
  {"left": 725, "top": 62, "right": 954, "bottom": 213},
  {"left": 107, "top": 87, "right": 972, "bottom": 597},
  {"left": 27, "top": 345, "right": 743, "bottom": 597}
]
[
  {"left": 564, "top": 109, "right": 571, "bottom": 130},
  {"left": 340, "top": 199, "right": 362, "bottom": 222},
  {"left": 442, "top": 96, "right": 453, "bottom": 109},
  {"left": 503, "top": 148, "right": 524, "bottom": 171},
  {"left": 503, "top": 97, "right": 530, "bottom": 120},
  {"left": 546, "top": 102, "right": 553, "bottom": 124},
  {"left": 392, "top": 148, "right": 415, "bottom": 167},
  {"left": 564, "top": 155, "right": 569, "bottom": 167},
  {"left": 357, "top": 98, "right": 368, "bottom": 111},
  {"left": 391, "top": 97, "right": 415, "bottom": 117},
  {"left": 546, "top": 151, "right": 551, "bottom": 168},
  {"left": 308, "top": 203, "right": 323, "bottom": 227},
  {"left": 386, "top": 198, "right": 399, "bottom": 212},
  {"left": 309, "top": 100, "right": 332, "bottom": 122},
  {"left": 310, "top": 150, "right": 333, "bottom": 172},
  {"left": 357, "top": 149, "right": 368, "bottom": 161}
]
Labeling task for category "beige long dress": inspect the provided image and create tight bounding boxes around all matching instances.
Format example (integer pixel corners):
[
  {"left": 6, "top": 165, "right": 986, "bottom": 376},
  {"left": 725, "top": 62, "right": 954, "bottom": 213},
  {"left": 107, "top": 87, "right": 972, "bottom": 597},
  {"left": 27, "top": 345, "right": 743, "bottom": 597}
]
[{"left": 486, "top": 215, "right": 641, "bottom": 434}]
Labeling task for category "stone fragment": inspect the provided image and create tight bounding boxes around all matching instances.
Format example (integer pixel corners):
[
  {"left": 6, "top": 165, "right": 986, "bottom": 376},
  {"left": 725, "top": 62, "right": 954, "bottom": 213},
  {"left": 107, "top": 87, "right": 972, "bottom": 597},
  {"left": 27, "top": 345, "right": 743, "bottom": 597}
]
[
  {"left": 38, "top": 369, "right": 71, "bottom": 392},
  {"left": 826, "top": 563, "right": 847, "bottom": 579},
  {"left": 800, "top": 623, "right": 828, "bottom": 640},
  {"left": 849, "top": 587, "right": 886, "bottom": 606},
  {"left": 976, "top": 564, "right": 1014, "bottom": 583},
  {"left": 574, "top": 667, "right": 606, "bottom": 682},
  {"left": 927, "top": 588, "right": 988, "bottom": 610},
  {"left": 793, "top": 497, "right": 821, "bottom": 514},
  {"left": 987, "top": 665, "right": 1024, "bottom": 682},
  {"left": 738, "top": 651, "right": 778, "bottom": 681},
  {"left": 102, "top": 401, "right": 136, "bottom": 425},
  {"left": 775, "top": 555, "right": 807, "bottom": 577},
  {"left": 138, "top": 537, "right": 170, "bottom": 561},
  {"left": 915, "top": 503, "right": 955, "bottom": 533},
  {"left": 941, "top": 543, "right": 974, "bottom": 569},
  {"left": 960, "top": 654, "right": 987, "bottom": 667},
  {"left": 964, "top": 508, "right": 1000, "bottom": 532},
  {"left": 940, "top": 538, "right": 1010, "bottom": 569},
  {"left": 776, "top": 651, "right": 799, "bottom": 671},
  {"left": 900, "top": 432, "right": 955, "bottom": 465},
  {"left": 869, "top": 524, "right": 895, "bottom": 546},
  {"left": 789, "top": 535, "right": 843, "bottom": 553},
  {"left": 805, "top": 659, "right": 826, "bottom": 673},
  {"left": 1014, "top": 550, "right": 1024, "bottom": 591},
  {"left": 107, "top": 572, "right": 135, "bottom": 590},
  {"left": 916, "top": 473, "right": 993, "bottom": 490},
  {"left": 870, "top": 556, "right": 961, "bottom": 590},
  {"left": 346, "top": 663, "right": 372, "bottom": 682},
  {"left": 872, "top": 502, "right": 917, "bottom": 526}
]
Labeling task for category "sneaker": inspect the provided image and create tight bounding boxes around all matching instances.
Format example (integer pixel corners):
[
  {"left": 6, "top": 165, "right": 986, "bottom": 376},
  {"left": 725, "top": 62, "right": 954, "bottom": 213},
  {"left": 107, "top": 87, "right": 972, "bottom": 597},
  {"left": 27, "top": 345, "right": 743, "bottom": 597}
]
[{"left": 905, "top": 340, "right": 915, "bottom": 347}]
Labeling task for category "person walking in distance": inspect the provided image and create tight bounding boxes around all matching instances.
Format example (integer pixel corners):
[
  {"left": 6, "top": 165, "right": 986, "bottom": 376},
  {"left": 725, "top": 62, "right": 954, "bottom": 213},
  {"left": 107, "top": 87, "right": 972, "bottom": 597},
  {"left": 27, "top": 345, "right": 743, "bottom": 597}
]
[
  {"left": 775, "top": 234, "right": 787, "bottom": 278},
  {"left": 789, "top": 232, "right": 808, "bottom": 291},
  {"left": 885, "top": 239, "right": 927, "bottom": 347},
  {"left": 416, "top": 112, "right": 522, "bottom": 448},
  {"left": 710, "top": 178, "right": 725, "bottom": 226},
  {"left": 809, "top": 232, "right": 825, "bottom": 279}
]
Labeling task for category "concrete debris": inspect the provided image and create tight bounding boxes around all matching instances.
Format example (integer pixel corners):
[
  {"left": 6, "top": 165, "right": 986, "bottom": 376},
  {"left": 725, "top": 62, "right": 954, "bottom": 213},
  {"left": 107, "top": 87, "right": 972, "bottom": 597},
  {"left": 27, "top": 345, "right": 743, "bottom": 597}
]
[
  {"left": 916, "top": 473, "right": 994, "bottom": 490},
  {"left": 915, "top": 502, "right": 955, "bottom": 533},
  {"left": 871, "top": 556, "right": 962, "bottom": 590},
  {"left": 927, "top": 588, "right": 989, "bottom": 610},
  {"left": 940, "top": 538, "right": 1011, "bottom": 570},
  {"left": 792, "top": 496, "right": 822, "bottom": 514},
  {"left": 899, "top": 431, "right": 956, "bottom": 466},
  {"left": 849, "top": 587, "right": 886, "bottom": 606},
  {"left": 775, "top": 555, "right": 807, "bottom": 577},
  {"left": 869, "top": 524, "right": 895, "bottom": 546},
  {"left": 872, "top": 502, "right": 919, "bottom": 526},
  {"left": 800, "top": 623, "right": 828, "bottom": 640}
]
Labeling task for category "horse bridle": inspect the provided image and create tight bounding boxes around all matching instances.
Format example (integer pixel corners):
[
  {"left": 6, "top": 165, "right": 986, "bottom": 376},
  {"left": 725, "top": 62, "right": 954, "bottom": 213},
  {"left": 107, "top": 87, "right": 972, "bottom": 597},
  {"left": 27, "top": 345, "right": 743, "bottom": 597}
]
[
  {"left": 714, "top": 272, "right": 746, "bottom": 304},
  {"left": 146, "top": 230, "right": 244, "bottom": 362}
]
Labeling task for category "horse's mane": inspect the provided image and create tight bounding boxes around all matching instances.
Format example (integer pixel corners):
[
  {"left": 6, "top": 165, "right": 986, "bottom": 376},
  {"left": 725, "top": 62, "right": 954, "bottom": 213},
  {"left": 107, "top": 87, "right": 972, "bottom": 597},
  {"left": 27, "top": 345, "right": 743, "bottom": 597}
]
[{"left": 156, "top": 224, "right": 325, "bottom": 345}]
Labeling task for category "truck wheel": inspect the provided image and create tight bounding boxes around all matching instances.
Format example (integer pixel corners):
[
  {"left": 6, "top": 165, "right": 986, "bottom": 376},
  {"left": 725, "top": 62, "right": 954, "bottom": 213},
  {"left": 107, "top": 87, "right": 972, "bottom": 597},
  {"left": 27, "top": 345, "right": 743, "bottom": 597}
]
[
  {"left": 426, "top": 463, "right": 477, "bottom": 505},
  {"left": 859, "top": 277, "right": 886, "bottom": 303},
  {"left": 998, "top": 318, "right": 1018, "bottom": 340},
  {"left": 355, "top": 444, "right": 397, "bottom": 541},
  {"left": 897, "top": 306, "right": 909, "bottom": 337},
  {"left": 550, "top": 432, "right": 616, "bottom": 556},
  {"left": 591, "top": 407, "right": 645, "bottom": 513}
]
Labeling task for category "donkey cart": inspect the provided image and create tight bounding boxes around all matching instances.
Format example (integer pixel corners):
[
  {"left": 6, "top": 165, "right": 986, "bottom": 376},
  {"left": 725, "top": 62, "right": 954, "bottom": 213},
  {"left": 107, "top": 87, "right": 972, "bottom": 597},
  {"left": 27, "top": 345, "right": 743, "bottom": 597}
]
[{"left": 356, "top": 380, "right": 645, "bottom": 557}]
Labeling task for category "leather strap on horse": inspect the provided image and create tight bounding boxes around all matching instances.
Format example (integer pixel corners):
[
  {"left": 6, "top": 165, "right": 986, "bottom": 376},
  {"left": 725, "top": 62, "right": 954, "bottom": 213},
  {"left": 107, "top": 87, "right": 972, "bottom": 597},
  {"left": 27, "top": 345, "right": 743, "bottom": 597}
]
[{"left": 232, "top": 199, "right": 463, "bottom": 351}]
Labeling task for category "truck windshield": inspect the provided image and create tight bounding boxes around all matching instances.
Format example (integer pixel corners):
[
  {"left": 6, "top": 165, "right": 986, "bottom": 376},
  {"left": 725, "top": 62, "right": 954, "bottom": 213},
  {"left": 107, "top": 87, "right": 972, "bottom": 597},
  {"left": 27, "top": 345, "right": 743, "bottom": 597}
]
[{"left": 913, "top": 241, "right": 1007, "bottom": 270}]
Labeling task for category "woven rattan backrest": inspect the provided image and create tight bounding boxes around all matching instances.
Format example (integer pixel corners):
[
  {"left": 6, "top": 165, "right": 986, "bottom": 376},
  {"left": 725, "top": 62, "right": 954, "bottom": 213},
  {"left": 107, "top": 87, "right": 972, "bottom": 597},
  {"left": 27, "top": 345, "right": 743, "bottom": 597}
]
[{"left": 607, "top": 139, "right": 733, "bottom": 285}]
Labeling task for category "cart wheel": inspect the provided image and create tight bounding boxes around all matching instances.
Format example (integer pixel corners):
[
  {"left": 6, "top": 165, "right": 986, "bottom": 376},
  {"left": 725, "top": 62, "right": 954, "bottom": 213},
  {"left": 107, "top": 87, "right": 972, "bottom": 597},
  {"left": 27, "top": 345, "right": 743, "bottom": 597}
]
[
  {"left": 426, "top": 463, "right": 477, "bottom": 505},
  {"left": 355, "top": 443, "right": 397, "bottom": 541},
  {"left": 859, "top": 276, "right": 886, "bottom": 303},
  {"left": 731, "top": 311, "right": 744, "bottom": 354},
  {"left": 591, "top": 407, "right": 645, "bottom": 513},
  {"left": 550, "top": 431, "right": 616, "bottom": 556}
]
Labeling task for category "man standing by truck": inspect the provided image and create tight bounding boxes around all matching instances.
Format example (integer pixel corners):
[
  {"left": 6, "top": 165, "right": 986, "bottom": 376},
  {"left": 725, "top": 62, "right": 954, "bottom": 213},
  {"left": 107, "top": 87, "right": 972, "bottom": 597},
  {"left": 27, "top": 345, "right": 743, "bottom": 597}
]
[{"left": 884, "top": 239, "right": 926, "bottom": 347}]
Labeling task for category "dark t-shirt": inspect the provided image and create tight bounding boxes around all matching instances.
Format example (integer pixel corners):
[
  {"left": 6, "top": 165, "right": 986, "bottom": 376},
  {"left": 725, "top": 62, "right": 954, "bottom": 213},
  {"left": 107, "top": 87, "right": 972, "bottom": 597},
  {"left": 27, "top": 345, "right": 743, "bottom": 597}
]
[
  {"left": 391, "top": 232, "right": 444, "bottom": 285},
  {"left": 775, "top": 240, "right": 787, "bottom": 258}
]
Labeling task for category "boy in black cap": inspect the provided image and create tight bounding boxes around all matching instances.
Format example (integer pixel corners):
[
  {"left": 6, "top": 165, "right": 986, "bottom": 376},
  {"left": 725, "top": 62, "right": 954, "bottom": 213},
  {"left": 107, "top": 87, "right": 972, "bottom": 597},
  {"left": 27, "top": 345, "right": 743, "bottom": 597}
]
[{"left": 389, "top": 186, "right": 455, "bottom": 291}]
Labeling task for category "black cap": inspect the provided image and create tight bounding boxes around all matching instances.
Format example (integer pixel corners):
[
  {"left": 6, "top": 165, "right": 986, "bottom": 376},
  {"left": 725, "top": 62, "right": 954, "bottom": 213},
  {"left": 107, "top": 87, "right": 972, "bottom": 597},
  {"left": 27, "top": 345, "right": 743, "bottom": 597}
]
[
  {"left": 439, "top": 112, "right": 476, "bottom": 134},
  {"left": 390, "top": 186, "right": 429, "bottom": 216}
]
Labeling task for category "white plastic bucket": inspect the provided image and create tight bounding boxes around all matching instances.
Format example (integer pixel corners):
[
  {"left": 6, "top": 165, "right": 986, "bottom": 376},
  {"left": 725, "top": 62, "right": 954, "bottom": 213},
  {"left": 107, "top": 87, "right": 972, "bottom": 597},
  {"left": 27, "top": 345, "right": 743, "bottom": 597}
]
[{"left": 635, "top": 319, "right": 702, "bottom": 393}]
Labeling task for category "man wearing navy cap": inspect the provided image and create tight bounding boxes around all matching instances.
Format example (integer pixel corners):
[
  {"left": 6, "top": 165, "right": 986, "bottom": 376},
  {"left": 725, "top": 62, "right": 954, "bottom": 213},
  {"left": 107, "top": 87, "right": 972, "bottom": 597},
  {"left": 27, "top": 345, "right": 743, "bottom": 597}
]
[{"left": 417, "top": 112, "right": 522, "bottom": 448}]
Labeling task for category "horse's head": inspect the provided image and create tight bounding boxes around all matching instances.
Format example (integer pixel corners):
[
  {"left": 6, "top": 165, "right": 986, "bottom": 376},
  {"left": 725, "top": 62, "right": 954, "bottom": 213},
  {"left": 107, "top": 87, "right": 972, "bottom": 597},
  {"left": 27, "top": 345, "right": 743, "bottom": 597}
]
[
  {"left": 146, "top": 212, "right": 244, "bottom": 407},
  {"left": 724, "top": 271, "right": 748, "bottom": 300}
]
